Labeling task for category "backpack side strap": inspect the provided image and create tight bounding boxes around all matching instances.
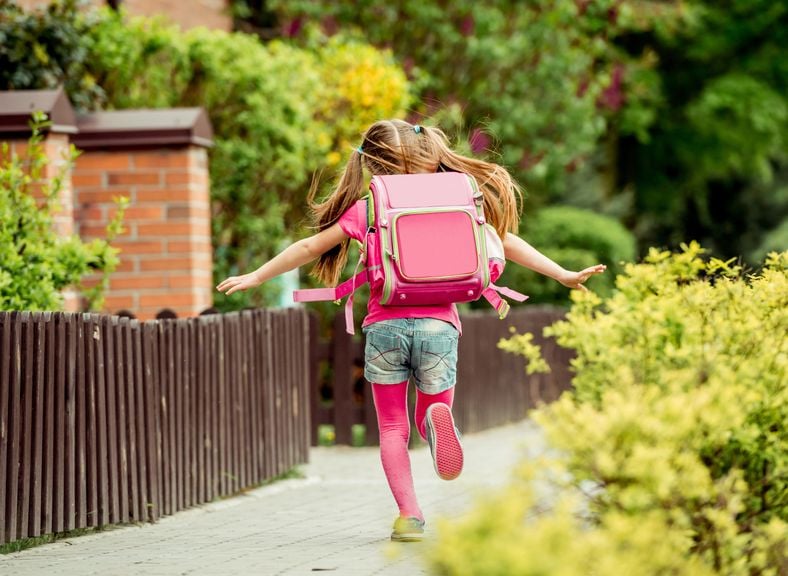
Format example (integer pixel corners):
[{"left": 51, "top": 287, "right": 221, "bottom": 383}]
[
  {"left": 481, "top": 284, "right": 529, "bottom": 319},
  {"left": 292, "top": 269, "right": 369, "bottom": 303},
  {"left": 292, "top": 270, "right": 369, "bottom": 335}
]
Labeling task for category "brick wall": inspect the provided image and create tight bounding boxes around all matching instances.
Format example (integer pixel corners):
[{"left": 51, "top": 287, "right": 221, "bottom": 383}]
[
  {"left": 125, "top": 0, "right": 231, "bottom": 31},
  {"left": 73, "top": 147, "right": 213, "bottom": 320},
  {"left": 15, "top": 0, "right": 232, "bottom": 31}
]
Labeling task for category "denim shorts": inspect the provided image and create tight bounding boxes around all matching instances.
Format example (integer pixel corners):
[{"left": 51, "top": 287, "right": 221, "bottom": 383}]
[{"left": 362, "top": 318, "right": 459, "bottom": 395}]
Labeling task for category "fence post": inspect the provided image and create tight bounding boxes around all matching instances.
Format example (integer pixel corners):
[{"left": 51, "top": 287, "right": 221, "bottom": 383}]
[{"left": 331, "top": 313, "right": 354, "bottom": 445}]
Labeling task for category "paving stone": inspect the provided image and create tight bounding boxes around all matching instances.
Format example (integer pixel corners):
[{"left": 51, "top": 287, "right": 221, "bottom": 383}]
[{"left": 0, "top": 420, "right": 546, "bottom": 576}]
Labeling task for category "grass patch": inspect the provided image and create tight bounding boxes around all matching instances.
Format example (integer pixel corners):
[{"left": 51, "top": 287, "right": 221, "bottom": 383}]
[
  {"left": 351, "top": 424, "right": 367, "bottom": 447},
  {"left": 231, "top": 467, "right": 305, "bottom": 497},
  {"left": 0, "top": 525, "right": 126, "bottom": 555},
  {"left": 317, "top": 424, "right": 369, "bottom": 447},
  {"left": 318, "top": 423, "right": 336, "bottom": 446}
]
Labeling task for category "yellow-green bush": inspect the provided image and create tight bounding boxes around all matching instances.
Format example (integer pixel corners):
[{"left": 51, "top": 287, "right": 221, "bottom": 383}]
[
  {"left": 311, "top": 35, "right": 411, "bottom": 168},
  {"left": 427, "top": 244, "right": 787, "bottom": 575}
]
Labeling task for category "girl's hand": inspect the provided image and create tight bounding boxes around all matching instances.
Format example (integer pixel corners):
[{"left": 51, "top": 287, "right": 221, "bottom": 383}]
[
  {"left": 558, "top": 264, "right": 607, "bottom": 292},
  {"left": 216, "top": 271, "right": 263, "bottom": 296}
]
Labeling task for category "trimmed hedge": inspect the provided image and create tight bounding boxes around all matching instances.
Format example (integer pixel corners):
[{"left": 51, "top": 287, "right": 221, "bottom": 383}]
[{"left": 496, "top": 205, "right": 637, "bottom": 305}]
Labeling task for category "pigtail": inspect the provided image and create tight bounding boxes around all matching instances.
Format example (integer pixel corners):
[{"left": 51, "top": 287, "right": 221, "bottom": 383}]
[{"left": 309, "top": 149, "right": 365, "bottom": 286}]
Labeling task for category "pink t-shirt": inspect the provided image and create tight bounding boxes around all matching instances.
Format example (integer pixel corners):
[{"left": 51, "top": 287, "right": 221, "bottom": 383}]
[{"left": 338, "top": 199, "right": 462, "bottom": 333}]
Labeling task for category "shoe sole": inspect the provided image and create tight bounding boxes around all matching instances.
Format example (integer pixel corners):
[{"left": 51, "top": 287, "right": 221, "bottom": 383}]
[
  {"left": 391, "top": 533, "right": 424, "bottom": 542},
  {"left": 426, "top": 404, "right": 463, "bottom": 481}
]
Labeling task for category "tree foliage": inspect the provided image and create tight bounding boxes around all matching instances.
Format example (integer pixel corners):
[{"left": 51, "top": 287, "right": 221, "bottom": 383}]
[
  {"left": 262, "top": 0, "right": 788, "bottom": 261},
  {"left": 0, "top": 0, "right": 105, "bottom": 109},
  {"left": 268, "top": 0, "right": 620, "bottom": 199},
  {"left": 611, "top": 0, "right": 788, "bottom": 261}
]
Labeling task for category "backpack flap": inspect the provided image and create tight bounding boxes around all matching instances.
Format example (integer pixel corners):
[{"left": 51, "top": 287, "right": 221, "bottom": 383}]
[
  {"left": 371, "top": 173, "right": 490, "bottom": 305},
  {"left": 393, "top": 210, "right": 479, "bottom": 281}
]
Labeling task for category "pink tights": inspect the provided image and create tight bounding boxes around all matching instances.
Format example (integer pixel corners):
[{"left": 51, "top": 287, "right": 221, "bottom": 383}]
[{"left": 371, "top": 381, "right": 455, "bottom": 520}]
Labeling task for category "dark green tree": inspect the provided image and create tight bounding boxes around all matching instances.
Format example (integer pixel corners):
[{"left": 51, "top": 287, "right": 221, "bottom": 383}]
[{"left": 608, "top": 0, "right": 788, "bottom": 260}]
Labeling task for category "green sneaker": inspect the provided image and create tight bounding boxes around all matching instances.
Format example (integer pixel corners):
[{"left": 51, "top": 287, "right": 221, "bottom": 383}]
[{"left": 391, "top": 516, "right": 425, "bottom": 542}]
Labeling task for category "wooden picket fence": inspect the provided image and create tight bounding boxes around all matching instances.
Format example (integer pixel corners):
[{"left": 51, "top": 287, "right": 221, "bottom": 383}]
[
  {"left": 0, "top": 308, "right": 310, "bottom": 546},
  {"left": 1, "top": 304, "right": 571, "bottom": 547},
  {"left": 310, "top": 306, "right": 574, "bottom": 445}
]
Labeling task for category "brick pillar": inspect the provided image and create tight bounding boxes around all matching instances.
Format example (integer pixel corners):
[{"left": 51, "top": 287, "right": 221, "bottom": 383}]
[
  {"left": 72, "top": 108, "right": 214, "bottom": 320},
  {"left": 73, "top": 147, "right": 213, "bottom": 319},
  {"left": 43, "top": 134, "right": 75, "bottom": 237},
  {"left": 44, "top": 133, "right": 80, "bottom": 311}
]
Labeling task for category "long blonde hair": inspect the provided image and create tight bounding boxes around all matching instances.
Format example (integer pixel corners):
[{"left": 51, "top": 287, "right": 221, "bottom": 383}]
[{"left": 309, "top": 119, "right": 523, "bottom": 286}]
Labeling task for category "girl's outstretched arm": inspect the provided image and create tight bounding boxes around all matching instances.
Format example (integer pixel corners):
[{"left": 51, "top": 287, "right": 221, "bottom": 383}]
[
  {"left": 503, "top": 232, "right": 606, "bottom": 292},
  {"left": 216, "top": 223, "right": 348, "bottom": 296}
]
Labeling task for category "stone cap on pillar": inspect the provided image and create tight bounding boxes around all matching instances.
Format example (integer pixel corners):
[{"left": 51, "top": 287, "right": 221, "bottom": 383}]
[
  {"left": 0, "top": 88, "right": 213, "bottom": 149},
  {"left": 0, "top": 87, "right": 77, "bottom": 136},
  {"left": 73, "top": 108, "right": 213, "bottom": 150}
]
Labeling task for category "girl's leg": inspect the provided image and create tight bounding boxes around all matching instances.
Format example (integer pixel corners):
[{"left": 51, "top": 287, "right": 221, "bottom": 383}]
[
  {"left": 414, "top": 387, "right": 455, "bottom": 441},
  {"left": 371, "top": 381, "right": 423, "bottom": 520},
  {"left": 415, "top": 387, "right": 463, "bottom": 481}
]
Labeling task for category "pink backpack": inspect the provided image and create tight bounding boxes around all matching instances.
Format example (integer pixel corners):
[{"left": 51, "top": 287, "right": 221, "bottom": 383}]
[{"left": 293, "top": 172, "right": 527, "bottom": 333}]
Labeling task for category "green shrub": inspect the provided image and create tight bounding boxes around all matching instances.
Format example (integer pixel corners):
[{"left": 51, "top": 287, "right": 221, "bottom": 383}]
[
  {"left": 86, "top": 10, "right": 190, "bottom": 109},
  {"left": 0, "top": 114, "right": 126, "bottom": 311},
  {"left": 496, "top": 206, "right": 637, "bottom": 306},
  {"left": 427, "top": 244, "right": 787, "bottom": 575}
]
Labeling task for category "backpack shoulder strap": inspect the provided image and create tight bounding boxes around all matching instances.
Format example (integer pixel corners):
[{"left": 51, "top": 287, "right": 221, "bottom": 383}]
[{"left": 365, "top": 193, "right": 375, "bottom": 228}]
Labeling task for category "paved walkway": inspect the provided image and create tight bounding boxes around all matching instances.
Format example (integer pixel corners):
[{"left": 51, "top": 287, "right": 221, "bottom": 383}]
[{"left": 0, "top": 420, "right": 546, "bottom": 576}]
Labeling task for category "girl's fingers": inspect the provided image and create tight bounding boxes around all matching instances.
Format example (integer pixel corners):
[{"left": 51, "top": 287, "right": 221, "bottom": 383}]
[
  {"left": 217, "top": 278, "right": 239, "bottom": 293},
  {"left": 216, "top": 277, "right": 234, "bottom": 290}
]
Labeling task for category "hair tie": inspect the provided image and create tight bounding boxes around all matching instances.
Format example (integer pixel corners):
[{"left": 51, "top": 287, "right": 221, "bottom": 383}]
[
  {"left": 413, "top": 125, "right": 421, "bottom": 134},
  {"left": 356, "top": 145, "right": 363, "bottom": 154}
]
